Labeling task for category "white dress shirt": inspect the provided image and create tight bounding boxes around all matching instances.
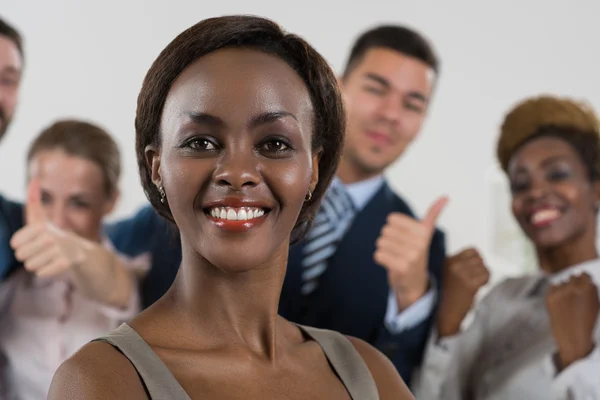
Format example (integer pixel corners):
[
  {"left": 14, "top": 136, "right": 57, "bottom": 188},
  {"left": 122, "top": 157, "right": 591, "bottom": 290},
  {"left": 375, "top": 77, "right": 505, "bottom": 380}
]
[{"left": 413, "top": 258, "right": 600, "bottom": 400}]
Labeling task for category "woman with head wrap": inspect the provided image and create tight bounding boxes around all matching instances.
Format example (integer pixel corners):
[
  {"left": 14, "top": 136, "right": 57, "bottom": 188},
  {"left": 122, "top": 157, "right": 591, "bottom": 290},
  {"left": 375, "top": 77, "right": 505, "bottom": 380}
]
[{"left": 415, "top": 95, "right": 600, "bottom": 399}]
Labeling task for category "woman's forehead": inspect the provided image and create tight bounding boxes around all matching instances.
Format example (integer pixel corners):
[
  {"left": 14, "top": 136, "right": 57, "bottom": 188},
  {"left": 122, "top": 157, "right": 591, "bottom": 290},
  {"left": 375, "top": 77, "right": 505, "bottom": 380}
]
[
  {"left": 508, "top": 136, "right": 581, "bottom": 173},
  {"left": 166, "top": 48, "right": 312, "bottom": 115}
]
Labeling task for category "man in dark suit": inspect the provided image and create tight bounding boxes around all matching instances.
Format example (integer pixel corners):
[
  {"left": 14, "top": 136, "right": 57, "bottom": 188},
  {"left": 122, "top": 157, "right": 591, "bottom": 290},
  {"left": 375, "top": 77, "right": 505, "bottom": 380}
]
[
  {"left": 0, "top": 17, "right": 25, "bottom": 281},
  {"left": 278, "top": 25, "right": 446, "bottom": 386}
]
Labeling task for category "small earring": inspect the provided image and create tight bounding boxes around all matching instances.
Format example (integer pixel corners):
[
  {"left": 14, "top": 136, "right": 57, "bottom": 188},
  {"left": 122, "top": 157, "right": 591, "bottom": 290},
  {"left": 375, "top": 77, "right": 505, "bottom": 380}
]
[
  {"left": 159, "top": 186, "right": 166, "bottom": 204},
  {"left": 305, "top": 190, "right": 312, "bottom": 202}
]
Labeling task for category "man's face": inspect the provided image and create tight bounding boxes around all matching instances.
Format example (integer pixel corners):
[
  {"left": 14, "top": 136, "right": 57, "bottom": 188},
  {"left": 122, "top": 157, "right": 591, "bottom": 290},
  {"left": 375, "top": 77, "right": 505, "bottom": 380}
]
[
  {"left": 0, "top": 35, "right": 22, "bottom": 141},
  {"left": 339, "top": 47, "right": 435, "bottom": 177}
]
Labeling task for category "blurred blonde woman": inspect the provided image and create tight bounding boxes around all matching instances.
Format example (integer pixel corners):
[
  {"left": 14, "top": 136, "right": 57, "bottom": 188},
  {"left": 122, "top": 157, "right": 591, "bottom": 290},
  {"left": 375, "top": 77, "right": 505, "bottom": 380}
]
[{"left": 0, "top": 119, "right": 147, "bottom": 399}]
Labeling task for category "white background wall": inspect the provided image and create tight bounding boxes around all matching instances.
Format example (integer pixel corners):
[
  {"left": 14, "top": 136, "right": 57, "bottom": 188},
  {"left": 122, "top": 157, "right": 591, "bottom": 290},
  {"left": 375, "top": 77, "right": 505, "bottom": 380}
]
[{"left": 3, "top": 0, "right": 600, "bottom": 283}]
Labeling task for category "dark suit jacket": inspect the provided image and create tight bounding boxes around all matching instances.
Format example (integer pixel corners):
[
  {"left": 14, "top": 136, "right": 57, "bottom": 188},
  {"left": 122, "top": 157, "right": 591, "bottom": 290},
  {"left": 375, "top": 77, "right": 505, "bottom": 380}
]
[
  {"left": 0, "top": 194, "right": 23, "bottom": 281},
  {"left": 279, "top": 181, "right": 446, "bottom": 385}
]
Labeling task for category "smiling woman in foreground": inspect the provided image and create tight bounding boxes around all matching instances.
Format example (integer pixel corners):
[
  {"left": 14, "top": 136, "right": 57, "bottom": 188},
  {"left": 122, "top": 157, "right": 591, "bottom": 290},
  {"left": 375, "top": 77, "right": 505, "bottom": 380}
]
[{"left": 48, "top": 15, "right": 413, "bottom": 399}]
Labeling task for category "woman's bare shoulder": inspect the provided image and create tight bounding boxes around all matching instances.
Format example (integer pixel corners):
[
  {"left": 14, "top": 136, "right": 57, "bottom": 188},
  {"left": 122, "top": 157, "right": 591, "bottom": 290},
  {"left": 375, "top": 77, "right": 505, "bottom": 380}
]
[
  {"left": 346, "top": 336, "right": 415, "bottom": 400},
  {"left": 48, "top": 341, "right": 148, "bottom": 400}
]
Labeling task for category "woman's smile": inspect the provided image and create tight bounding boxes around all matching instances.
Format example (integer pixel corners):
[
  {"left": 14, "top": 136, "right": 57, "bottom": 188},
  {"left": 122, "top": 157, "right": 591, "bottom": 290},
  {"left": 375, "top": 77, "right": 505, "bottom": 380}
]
[{"left": 203, "top": 197, "right": 273, "bottom": 233}]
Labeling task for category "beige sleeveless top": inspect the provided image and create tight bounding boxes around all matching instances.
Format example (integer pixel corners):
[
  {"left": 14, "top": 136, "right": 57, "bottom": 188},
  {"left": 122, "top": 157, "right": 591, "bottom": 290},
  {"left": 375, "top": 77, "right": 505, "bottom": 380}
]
[{"left": 96, "top": 323, "right": 379, "bottom": 399}]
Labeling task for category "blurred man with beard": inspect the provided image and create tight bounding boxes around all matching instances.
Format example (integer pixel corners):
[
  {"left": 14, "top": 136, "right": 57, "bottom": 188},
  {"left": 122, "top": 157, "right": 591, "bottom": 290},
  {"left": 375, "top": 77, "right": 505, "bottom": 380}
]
[{"left": 0, "top": 17, "right": 24, "bottom": 280}]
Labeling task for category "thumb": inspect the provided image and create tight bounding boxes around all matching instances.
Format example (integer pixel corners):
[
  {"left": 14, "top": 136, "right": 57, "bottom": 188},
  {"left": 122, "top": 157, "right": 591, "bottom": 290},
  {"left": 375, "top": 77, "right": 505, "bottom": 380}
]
[
  {"left": 26, "top": 178, "right": 46, "bottom": 225},
  {"left": 422, "top": 196, "right": 448, "bottom": 233}
]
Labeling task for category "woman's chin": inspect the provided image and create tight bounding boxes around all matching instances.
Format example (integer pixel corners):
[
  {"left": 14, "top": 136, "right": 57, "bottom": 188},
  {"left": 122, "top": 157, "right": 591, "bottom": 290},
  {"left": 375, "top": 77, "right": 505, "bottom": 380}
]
[
  {"left": 204, "top": 249, "right": 279, "bottom": 275},
  {"left": 529, "top": 230, "right": 577, "bottom": 251}
]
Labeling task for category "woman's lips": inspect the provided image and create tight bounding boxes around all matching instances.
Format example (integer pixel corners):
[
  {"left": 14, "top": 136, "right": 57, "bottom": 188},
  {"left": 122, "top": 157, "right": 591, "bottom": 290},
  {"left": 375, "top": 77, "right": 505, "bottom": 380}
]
[
  {"left": 529, "top": 207, "right": 562, "bottom": 228},
  {"left": 205, "top": 206, "right": 270, "bottom": 233}
]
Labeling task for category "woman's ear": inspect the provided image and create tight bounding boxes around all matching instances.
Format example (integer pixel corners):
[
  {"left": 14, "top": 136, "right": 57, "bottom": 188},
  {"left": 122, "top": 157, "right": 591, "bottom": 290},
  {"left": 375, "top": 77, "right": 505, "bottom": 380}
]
[
  {"left": 145, "top": 144, "right": 162, "bottom": 186},
  {"left": 593, "top": 181, "right": 600, "bottom": 213},
  {"left": 310, "top": 150, "right": 321, "bottom": 193}
]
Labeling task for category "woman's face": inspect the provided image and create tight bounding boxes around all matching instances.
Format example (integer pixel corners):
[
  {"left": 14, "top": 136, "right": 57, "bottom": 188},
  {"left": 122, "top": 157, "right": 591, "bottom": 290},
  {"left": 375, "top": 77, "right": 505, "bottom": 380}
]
[
  {"left": 28, "top": 149, "right": 117, "bottom": 241},
  {"left": 509, "top": 136, "right": 599, "bottom": 250},
  {"left": 149, "top": 48, "right": 319, "bottom": 272}
]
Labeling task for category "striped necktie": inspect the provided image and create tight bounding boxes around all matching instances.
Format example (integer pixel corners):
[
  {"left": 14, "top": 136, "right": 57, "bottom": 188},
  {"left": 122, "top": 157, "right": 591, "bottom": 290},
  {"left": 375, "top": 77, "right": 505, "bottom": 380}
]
[{"left": 301, "top": 182, "right": 356, "bottom": 295}]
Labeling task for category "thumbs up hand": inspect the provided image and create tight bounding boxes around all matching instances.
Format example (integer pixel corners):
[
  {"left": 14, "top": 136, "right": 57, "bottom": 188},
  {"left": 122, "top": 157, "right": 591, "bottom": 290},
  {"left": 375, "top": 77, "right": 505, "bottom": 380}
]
[
  {"left": 374, "top": 196, "right": 448, "bottom": 310},
  {"left": 10, "top": 179, "right": 91, "bottom": 279}
]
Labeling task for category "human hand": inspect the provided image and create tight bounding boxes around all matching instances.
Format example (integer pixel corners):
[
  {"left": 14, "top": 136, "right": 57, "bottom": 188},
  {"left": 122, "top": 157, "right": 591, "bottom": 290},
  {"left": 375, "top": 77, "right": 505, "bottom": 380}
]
[
  {"left": 436, "top": 247, "right": 490, "bottom": 337},
  {"left": 10, "top": 179, "right": 91, "bottom": 279},
  {"left": 374, "top": 197, "right": 448, "bottom": 310},
  {"left": 546, "top": 273, "right": 600, "bottom": 370}
]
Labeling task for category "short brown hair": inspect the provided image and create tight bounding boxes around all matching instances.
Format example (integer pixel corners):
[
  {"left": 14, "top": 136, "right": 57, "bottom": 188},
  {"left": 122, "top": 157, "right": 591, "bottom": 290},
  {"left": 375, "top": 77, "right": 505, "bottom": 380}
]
[
  {"left": 135, "top": 15, "right": 345, "bottom": 241},
  {"left": 27, "top": 119, "right": 121, "bottom": 196},
  {"left": 497, "top": 95, "right": 600, "bottom": 180},
  {"left": 0, "top": 17, "right": 24, "bottom": 61}
]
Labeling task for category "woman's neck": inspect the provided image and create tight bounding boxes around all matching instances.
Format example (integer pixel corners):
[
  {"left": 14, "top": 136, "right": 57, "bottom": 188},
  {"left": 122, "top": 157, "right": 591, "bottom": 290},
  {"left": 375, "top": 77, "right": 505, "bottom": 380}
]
[
  {"left": 170, "top": 240, "right": 289, "bottom": 360},
  {"left": 537, "top": 231, "right": 599, "bottom": 274}
]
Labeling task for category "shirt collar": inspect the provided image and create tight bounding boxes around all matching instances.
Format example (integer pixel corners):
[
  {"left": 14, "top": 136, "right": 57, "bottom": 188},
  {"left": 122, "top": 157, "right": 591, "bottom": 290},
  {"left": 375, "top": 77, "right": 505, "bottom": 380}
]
[
  {"left": 333, "top": 175, "right": 385, "bottom": 212},
  {"left": 526, "top": 257, "right": 600, "bottom": 297}
]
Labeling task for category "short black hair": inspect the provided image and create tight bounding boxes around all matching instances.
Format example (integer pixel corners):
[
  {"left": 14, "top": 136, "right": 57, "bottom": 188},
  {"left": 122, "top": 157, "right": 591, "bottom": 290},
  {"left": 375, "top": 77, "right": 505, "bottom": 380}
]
[
  {"left": 343, "top": 25, "right": 438, "bottom": 77},
  {"left": 0, "top": 17, "right": 24, "bottom": 61}
]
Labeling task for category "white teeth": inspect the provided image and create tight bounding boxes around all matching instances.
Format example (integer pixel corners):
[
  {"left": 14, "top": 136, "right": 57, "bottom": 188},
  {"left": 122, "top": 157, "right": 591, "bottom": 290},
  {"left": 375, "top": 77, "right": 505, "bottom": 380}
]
[
  {"left": 531, "top": 209, "right": 561, "bottom": 225},
  {"left": 227, "top": 209, "right": 237, "bottom": 220},
  {"left": 208, "top": 207, "right": 265, "bottom": 221}
]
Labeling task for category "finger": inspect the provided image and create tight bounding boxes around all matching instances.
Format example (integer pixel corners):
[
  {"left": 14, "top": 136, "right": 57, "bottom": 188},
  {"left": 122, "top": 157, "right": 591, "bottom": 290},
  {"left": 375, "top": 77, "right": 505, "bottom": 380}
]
[
  {"left": 450, "top": 259, "right": 486, "bottom": 274},
  {"left": 422, "top": 196, "right": 449, "bottom": 232},
  {"left": 472, "top": 272, "right": 490, "bottom": 287},
  {"left": 546, "top": 282, "right": 560, "bottom": 297},
  {"left": 450, "top": 265, "right": 489, "bottom": 284},
  {"left": 447, "top": 258, "right": 487, "bottom": 279},
  {"left": 374, "top": 250, "right": 403, "bottom": 270},
  {"left": 26, "top": 178, "right": 47, "bottom": 225},
  {"left": 384, "top": 214, "right": 427, "bottom": 237},
  {"left": 380, "top": 223, "right": 429, "bottom": 244},
  {"left": 446, "top": 251, "right": 483, "bottom": 270},
  {"left": 456, "top": 247, "right": 480, "bottom": 260},
  {"left": 13, "top": 230, "right": 52, "bottom": 261},
  {"left": 375, "top": 245, "right": 421, "bottom": 266},
  {"left": 376, "top": 235, "right": 425, "bottom": 253},
  {"left": 35, "top": 258, "right": 69, "bottom": 279},
  {"left": 547, "top": 281, "right": 566, "bottom": 295},
  {"left": 22, "top": 247, "right": 59, "bottom": 272},
  {"left": 574, "top": 272, "right": 593, "bottom": 286},
  {"left": 10, "top": 223, "right": 46, "bottom": 249},
  {"left": 449, "top": 250, "right": 482, "bottom": 265}
]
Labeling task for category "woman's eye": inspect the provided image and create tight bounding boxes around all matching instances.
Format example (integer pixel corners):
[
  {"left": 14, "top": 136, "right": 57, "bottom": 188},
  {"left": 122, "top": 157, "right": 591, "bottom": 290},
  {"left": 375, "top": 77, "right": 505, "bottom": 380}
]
[
  {"left": 263, "top": 140, "right": 290, "bottom": 152},
  {"left": 187, "top": 139, "right": 217, "bottom": 151},
  {"left": 510, "top": 181, "right": 529, "bottom": 193},
  {"left": 547, "top": 169, "right": 571, "bottom": 181}
]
